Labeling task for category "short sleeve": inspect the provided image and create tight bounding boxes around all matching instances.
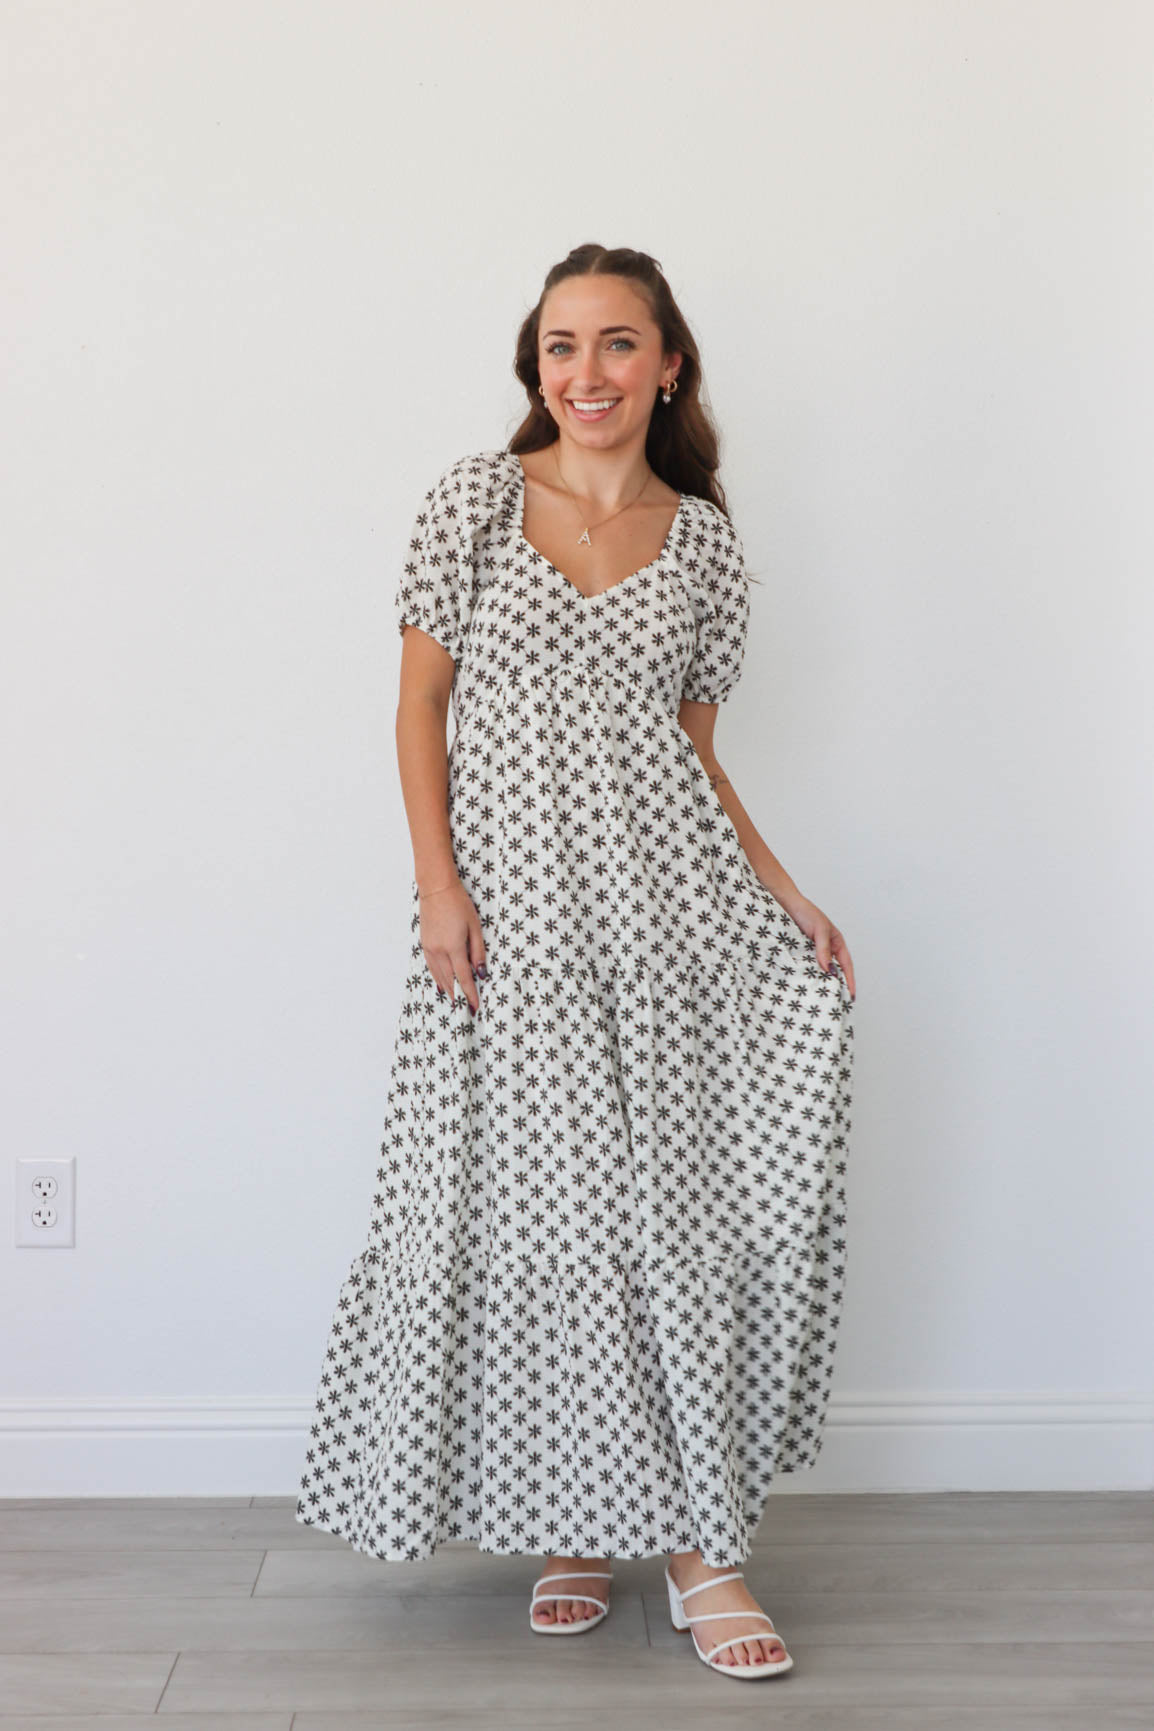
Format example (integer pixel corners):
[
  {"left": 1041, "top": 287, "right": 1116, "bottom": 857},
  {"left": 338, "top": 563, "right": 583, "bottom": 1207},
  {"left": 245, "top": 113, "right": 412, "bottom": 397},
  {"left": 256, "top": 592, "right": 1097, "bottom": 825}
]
[
  {"left": 680, "top": 509, "right": 751, "bottom": 703},
  {"left": 394, "top": 458, "right": 474, "bottom": 664}
]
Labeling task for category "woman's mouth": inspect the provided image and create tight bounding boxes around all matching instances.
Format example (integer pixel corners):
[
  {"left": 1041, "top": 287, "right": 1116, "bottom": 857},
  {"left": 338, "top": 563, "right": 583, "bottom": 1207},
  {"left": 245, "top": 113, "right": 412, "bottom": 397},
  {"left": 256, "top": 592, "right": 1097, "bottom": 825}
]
[{"left": 566, "top": 397, "right": 622, "bottom": 422}]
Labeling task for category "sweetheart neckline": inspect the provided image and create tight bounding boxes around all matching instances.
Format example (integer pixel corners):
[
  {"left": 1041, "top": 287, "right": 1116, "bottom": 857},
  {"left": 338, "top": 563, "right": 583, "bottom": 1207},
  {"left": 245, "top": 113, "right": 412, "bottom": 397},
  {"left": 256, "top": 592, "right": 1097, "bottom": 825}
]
[{"left": 511, "top": 454, "right": 684, "bottom": 604}]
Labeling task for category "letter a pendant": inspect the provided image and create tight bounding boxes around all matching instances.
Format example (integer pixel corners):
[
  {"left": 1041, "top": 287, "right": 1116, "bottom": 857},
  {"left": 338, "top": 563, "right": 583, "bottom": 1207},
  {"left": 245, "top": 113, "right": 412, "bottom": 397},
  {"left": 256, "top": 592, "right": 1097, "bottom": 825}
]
[{"left": 577, "top": 527, "right": 591, "bottom": 545}]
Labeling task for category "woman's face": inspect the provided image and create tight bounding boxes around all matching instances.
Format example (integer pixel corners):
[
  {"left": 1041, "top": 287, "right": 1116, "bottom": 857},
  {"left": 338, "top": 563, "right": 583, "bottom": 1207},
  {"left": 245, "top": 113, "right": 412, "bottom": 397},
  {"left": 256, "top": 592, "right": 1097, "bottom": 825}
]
[{"left": 537, "top": 275, "right": 680, "bottom": 449}]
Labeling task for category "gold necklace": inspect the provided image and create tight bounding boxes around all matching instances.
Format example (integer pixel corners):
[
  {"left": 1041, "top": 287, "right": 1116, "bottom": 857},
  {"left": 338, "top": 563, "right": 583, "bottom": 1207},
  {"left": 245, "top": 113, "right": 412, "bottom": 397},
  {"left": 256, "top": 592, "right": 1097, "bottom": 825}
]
[{"left": 552, "top": 447, "right": 653, "bottom": 546}]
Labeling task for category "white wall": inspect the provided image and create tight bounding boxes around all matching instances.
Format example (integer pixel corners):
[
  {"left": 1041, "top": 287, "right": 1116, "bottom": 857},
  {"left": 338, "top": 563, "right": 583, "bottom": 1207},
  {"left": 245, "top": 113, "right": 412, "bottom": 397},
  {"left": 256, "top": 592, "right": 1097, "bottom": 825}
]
[{"left": 2, "top": 0, "right": 1151, "bottom": 1493}]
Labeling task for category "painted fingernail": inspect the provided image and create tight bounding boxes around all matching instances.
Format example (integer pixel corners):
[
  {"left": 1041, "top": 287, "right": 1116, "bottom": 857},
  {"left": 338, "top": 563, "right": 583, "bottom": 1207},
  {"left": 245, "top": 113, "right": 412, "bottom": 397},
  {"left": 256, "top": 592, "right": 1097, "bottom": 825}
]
[{"left": 476, "top": 963, "right": 489, "bottom": 979}]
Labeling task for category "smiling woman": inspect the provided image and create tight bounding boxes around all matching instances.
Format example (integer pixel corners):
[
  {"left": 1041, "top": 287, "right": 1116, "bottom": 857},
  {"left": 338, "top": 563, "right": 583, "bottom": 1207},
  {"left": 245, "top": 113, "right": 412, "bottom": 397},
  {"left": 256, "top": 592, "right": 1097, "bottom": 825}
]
[{"left": 294, "top": 244, "right": 857, "bottom": 1685}]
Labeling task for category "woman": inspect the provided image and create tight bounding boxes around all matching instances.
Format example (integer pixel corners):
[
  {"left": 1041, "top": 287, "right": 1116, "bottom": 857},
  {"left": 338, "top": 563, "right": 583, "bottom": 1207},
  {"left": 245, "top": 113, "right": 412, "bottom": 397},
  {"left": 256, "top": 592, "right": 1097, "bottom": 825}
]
[{"left": 295, "top": 244, "right": 857, "bottom": 1683}]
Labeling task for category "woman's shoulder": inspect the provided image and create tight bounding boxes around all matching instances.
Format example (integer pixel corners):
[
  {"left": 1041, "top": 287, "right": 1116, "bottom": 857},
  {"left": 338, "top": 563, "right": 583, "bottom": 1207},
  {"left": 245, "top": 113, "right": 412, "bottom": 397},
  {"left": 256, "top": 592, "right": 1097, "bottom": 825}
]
[
  {"left": 419, "top": 448, "right": 521, "bottom": 542},
  {"left": 431, "top": 447, "right": 519, "bottom": 498},
  {"left": 672, "top": 491, "right": 745, "bottom": 585},
  {"left": 681, "top": 489, "right": 738, "bottom": 538},
  {"left": 435, "top": 446, "right": 515, "bottom": 488}
]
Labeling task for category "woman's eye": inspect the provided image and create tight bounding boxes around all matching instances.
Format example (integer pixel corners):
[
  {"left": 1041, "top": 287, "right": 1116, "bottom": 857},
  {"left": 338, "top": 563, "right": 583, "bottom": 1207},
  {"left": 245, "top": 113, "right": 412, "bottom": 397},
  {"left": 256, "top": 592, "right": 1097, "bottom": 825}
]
[{"left": 545, "top": 338, "right": 636, "bottom": 356}]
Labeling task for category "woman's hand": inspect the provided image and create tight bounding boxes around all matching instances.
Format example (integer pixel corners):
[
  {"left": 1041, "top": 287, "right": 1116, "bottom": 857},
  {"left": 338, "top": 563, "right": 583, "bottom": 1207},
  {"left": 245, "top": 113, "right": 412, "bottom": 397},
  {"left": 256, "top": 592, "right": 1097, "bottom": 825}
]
[
  {"left": 776, "top": 890, "right": 857, "bottom": 1001},
  {"left": 418, "top": 878, "right": 488, "bottom": 1015}
]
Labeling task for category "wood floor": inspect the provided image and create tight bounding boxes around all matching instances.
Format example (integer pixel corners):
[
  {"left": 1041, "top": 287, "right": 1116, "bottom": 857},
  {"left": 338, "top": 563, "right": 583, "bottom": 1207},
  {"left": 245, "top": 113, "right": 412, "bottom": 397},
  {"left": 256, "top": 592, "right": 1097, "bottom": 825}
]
[{"left": 0, "top": 1491, "right": 1151, "bottom": 1726}]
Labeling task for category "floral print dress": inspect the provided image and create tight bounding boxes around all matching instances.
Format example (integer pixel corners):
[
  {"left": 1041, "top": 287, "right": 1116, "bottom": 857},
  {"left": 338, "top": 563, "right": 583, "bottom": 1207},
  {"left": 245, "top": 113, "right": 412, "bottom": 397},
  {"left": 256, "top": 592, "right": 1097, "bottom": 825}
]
[{"left": 294, "top": 447, "right": 854, "bottom": 1567}]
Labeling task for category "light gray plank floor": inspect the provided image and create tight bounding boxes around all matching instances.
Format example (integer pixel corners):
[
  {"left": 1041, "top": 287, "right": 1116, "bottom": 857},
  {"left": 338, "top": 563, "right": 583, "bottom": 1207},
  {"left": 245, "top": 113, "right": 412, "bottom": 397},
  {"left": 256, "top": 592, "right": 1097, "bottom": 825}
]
[{"left": 0, "top": 1492, "right": 1150, "bottom": 1726}]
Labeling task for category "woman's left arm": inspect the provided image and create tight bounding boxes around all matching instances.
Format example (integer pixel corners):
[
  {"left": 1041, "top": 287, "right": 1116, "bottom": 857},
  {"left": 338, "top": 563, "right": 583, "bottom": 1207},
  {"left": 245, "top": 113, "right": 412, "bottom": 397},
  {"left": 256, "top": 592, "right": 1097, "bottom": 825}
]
[{"left": 678, "top": 697, "right": 857, "bottom": 1000}]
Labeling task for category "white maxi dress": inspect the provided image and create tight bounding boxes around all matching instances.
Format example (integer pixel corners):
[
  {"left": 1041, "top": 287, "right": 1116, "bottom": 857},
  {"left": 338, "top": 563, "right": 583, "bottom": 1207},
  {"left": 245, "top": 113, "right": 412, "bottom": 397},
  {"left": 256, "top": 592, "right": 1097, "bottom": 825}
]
[{"left": 294, "top": 447, "right": 855, "bottom": 1566}]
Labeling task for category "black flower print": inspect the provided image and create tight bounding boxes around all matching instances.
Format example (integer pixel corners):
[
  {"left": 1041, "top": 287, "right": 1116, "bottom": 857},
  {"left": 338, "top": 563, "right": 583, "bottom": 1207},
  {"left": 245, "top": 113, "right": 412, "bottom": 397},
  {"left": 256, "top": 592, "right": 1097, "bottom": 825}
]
[{"left": 294, "top": 450, "right": 854, "bottom": 1566}]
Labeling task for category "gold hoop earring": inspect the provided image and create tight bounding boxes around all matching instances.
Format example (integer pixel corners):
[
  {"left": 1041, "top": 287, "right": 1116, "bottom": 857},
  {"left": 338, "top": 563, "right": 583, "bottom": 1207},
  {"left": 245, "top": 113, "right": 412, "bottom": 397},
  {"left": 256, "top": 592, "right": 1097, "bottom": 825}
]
[{"left": 662, "top": 379, "right": 678, "bottom": 406}]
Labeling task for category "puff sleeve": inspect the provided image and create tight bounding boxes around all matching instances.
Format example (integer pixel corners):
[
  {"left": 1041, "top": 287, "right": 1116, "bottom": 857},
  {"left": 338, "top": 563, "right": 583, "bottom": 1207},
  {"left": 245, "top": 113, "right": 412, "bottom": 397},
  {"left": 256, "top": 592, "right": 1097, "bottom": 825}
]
[
  {"left": 394, "top": 457, "right": 475, "bottom": 664},
  {"left": 680, "top": 508, "right": 751, "bottom": 703}
]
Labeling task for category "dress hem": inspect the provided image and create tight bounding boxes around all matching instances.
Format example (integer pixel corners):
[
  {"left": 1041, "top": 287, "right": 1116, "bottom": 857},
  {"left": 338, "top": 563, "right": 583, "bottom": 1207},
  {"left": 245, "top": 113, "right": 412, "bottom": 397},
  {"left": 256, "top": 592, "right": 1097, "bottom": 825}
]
[{"left": 293, "top": 1456, "right": 825, "bottom": 1568}]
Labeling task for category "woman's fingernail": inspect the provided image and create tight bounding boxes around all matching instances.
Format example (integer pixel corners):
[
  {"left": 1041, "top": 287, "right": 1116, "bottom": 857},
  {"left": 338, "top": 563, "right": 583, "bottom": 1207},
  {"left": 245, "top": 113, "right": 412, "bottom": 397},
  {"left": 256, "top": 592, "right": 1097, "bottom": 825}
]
[{"left": 476, "top": 963, "right": 489, "bottom": 979}]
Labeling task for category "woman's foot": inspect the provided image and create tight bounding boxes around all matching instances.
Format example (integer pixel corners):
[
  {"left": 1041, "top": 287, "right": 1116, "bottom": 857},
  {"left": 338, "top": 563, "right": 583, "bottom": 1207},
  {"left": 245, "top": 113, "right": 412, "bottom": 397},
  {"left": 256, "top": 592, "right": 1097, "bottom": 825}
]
[
  {"left": 667, "top": 1549, "right": 789, "bottom": 1668},
  {"left": 530, "top": 1554, "right": 612, "bottom": 1626}
]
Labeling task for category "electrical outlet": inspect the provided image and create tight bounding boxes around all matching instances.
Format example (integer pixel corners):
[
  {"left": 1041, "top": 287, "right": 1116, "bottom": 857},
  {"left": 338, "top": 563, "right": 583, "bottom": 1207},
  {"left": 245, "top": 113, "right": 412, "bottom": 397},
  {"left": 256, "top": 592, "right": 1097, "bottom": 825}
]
[{"left": 16, "top": 1156, "right": 75, "bottom": 1247}]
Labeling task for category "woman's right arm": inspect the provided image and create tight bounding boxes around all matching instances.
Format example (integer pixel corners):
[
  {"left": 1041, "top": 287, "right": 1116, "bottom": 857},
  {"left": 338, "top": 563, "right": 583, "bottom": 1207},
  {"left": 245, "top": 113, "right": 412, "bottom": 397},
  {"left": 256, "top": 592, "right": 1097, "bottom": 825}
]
[{"left": 396, "top": 624, "right": 486, "bottom": 1013}]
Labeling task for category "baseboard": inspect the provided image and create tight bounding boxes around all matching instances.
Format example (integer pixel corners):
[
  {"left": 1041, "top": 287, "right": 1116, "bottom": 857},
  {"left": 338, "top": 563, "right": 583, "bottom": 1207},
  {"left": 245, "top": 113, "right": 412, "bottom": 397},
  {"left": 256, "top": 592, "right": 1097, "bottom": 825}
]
[{"left": 0, "top": 1390, "right": 1150, "bottom": 1497}]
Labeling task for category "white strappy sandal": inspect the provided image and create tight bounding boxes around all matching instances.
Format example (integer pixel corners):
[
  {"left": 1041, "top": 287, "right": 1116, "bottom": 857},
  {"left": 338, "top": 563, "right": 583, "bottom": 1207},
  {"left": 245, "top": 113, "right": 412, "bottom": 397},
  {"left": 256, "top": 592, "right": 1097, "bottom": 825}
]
[
  {"left": 529, "top": 1567, "right": 614, "bottom": 1634},
  {"left": 665, "top": 1564, "right": 793, "bottom": 1679}
]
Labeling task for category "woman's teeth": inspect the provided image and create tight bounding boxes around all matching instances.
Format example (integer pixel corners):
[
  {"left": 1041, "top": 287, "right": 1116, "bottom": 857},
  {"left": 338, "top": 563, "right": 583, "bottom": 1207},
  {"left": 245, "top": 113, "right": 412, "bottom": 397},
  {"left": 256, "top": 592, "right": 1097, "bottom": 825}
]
[{"left": 568, "top": 398, "right": 621, "bottom": 418}]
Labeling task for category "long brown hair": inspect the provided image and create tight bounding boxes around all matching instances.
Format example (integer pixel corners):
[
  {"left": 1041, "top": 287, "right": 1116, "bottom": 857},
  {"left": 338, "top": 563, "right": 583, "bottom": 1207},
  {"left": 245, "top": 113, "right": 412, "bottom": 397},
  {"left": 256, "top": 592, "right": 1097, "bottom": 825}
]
[{"left": 508, "top": 244, "right": 733, "bottom": 518}]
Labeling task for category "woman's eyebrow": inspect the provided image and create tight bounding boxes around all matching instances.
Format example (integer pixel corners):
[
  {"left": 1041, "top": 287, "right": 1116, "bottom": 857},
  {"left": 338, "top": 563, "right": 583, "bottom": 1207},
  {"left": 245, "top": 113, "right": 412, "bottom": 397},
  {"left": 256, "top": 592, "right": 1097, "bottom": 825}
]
[{"left": 541, "top": 324, "right": 642, "bottom": 338}]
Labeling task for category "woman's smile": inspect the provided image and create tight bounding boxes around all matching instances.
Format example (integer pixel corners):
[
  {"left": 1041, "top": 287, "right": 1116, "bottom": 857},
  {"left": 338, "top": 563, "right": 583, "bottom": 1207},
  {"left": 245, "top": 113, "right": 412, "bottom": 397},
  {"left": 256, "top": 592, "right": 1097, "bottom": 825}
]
[{"left": 566, "top": 396, "right": 622, "bottom": 421}]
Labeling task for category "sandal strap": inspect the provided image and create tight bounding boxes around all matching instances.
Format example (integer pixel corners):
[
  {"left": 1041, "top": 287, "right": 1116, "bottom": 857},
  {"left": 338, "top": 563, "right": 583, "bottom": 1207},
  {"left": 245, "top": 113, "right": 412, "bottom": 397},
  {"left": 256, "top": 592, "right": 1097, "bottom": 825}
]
[
  {"left": 702, "top": 1630, "right": 787, "bottom": 1663},
  {"left": 675, "top": 1568, "right": 745, "bottom": 1602},
  {"left": 532, "top": 1570, "right": 613, "bottom": 1584},
  {"left": 684, "top": 1609, "right": 777, "bottom": 1627},
  {"left": 531, "top": 1568, "right": 613, "bottom": 1611},
  {"left": 532, "top": 1593, "right": 608, "bottom": 1609}
]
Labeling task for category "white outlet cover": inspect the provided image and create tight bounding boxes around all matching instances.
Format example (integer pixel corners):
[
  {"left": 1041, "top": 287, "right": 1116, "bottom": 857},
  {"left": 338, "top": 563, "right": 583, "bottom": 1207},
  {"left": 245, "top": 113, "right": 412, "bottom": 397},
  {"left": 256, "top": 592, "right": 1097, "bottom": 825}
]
[{"left": 16, "top": 1156, "right": 75, "bottom": 1247}]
